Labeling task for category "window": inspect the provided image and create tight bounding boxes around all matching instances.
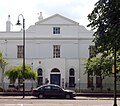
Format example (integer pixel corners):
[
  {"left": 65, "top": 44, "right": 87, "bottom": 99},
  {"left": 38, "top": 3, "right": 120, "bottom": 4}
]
[
  {"left": 69, "top": 68, "right": 75, "bottom": 87},
  {"left": 37, "top": 77, "right": 43, "bottom": 86},
  {"left": 89, "top": 46, "right": 96, "bottom": 58},
  {"left": 88, "top": 46, "right": 96, "bottom": 88},
  {"left": 17, "top": 45, "right": 23, "bottom": 58},
  {"left": 53, "top": 27, "right": 60, "bottom": 34},
  {"left": 51, "top": 68, "right": 60, "bottom": 72},
  {"left": 53, "top": 45, "right": 60, "bottom": 58},
  {"left": 96, "top": 76, "right": 102, "bottom": 88},
  {"left": 69, "top": 68, "right": 75, "bottom": 76},
  {"left": 37, "top": 68, "right": 42, "bottom": 76},
  {"left": 52, "top": 86, "right": 62, "bottom": 91},
  {"left": 87, "top": 71, "right": 93, "bottom": 88},
  {"left": 44, "top": 86, "right": 51, "bottom": 91},
  {"left": 37, "top": 68, "right": 43, "bottom": 86},
  {"left": 96, "top": 71, "right": 102, "bottom": 88}
]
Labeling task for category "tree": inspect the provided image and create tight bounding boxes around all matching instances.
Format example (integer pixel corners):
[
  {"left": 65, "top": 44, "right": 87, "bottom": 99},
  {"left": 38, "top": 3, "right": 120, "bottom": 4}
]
[
  {"left": 4, "top": 65, "right": 37, "bottom": 85},
  {"left": 0, "top": 52, "right": 7, "bottom": 83},
  {"left": 85, "top": 55, "right": 113, "bottom": 86},
  {"left": 87, "top": 0, "right": 120, "bottom": 54},
  {"left": 86, "top": 0, "right": 120, "bottom": 84}
]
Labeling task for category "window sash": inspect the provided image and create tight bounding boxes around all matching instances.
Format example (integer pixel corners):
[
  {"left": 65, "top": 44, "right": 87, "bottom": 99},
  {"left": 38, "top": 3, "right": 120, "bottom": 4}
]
[
  {"left": 69, "top": 77, "right": 75, "bottom": 87},
  {"left": 17, "top": 45, "right": 23, "bottom": 58},
  {"left": 53, "top": 45, "right": 60, "bottom": 58},
  {"left": 96, "top": 76, "right": 102, "bottom": 88},
  {"left": 89, "top": 46, "right": 96, "bottom": 58},
  {"left": 53, "top": 27, "right": 60, "bottom": 34}
]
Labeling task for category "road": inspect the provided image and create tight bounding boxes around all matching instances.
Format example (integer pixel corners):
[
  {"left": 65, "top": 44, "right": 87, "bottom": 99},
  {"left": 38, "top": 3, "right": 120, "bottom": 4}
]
[{"left": 0, "top": 96, "right": 119, "bottom": 106}]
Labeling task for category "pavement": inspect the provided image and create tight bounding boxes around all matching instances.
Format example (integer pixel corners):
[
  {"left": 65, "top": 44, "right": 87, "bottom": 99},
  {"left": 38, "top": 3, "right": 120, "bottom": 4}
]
[
  {"left": 0, "top": 96, "right": 117, "bottom": 106},
  {"left": 0, "top": 92, "right": 120, "bottom": 100},
  {"left": 0, "top": 95, "right": 117, "bottom": 100},
  {"left": 0, "top": 94, "right": 119, "bottom": 100}
]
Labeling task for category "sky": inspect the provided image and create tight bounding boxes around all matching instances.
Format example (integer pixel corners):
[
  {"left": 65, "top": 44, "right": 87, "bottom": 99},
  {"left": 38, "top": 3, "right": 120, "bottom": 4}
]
[{"left": 0, "top": 0, "right": 98, "bottom": 31}]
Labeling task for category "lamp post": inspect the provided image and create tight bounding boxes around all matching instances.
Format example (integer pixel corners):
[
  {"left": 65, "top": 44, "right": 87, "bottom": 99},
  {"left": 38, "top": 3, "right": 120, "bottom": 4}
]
[
  {"left": 16, "top": 14, "right": 25, "bottom": 99},
  {"left": 113, "top": 40, "right": 117, "bottom": 106}
]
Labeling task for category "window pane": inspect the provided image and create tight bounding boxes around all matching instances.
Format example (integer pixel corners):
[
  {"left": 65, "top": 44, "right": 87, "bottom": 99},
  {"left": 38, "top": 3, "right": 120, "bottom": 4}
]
[
  {"left": 37, "top": 68, "right": 42, "bottom": 76},
  {"left": 96, "top": 76, "right": 102, "bottom": 88},
  {"left": 89, "top": 46, "right": 96, "bottom": 58},
  {"left": 53, "top": 27, "right": 60, "bottom": 34},
  {"left": 44, "top": 86, "right": 51, "bottom": 91},
  {"left": 53, "top": 45, "right": 60, "bottom": 58},
  {"left": 87, "top": 76, "right": 93, "bottom": 88},
  {"left": 17, "top": 45, "right": 23, "bottom": 58},
  {"left": 69, "top": 68, "right": 75, "bottom": 76},
  {"left": 37, "top": 77, "right": 43, "bottom": 86},
  {"left": 87, "top": 71, "right": 94, "bottom": 88},
  {"left": 69, "top": 77, "right": 75, "bottom": 87}
]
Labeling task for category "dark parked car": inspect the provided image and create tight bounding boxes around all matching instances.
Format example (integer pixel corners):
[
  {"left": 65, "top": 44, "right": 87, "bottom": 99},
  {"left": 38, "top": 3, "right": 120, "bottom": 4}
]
[{"left": 32, "top": 84, "right": 76, "bottom": 99}]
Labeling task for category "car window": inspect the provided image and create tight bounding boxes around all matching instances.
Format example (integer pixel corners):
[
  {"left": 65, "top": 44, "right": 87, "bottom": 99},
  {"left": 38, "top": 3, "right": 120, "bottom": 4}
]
[
  {"left": 38, "top": 87, "right": 43, "bottom": 91},
  {"left": 52, "top": 86, "right": 62, "bottom": 91},
  {"left": 44, "top": 86, "right": 51, "bottom": 91}
]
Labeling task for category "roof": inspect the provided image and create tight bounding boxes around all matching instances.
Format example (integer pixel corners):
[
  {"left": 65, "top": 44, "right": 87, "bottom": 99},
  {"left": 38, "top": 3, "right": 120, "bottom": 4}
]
[{"left": 35, "top": 14, "right": 79, "bottom": 25}]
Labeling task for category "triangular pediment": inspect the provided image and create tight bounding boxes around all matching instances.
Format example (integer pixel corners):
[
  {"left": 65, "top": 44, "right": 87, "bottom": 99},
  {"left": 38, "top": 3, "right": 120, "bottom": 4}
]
[{"left": 35, "top": 14, "right": 79, "bottom": 25}]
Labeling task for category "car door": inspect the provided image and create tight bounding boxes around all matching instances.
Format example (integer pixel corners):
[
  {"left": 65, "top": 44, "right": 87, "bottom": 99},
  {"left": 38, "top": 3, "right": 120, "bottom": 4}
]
[
  {"left": 51, "top": 86, "right": 64, "bottom": 98},
  {"left": 43, "top": 86, "right": 52, "bottom": 97}
]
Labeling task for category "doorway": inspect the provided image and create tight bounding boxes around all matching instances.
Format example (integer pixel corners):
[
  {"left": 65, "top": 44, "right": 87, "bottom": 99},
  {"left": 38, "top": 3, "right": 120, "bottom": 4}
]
[{"left": 50, "top": 74, "right": 61, "bottom": 86}]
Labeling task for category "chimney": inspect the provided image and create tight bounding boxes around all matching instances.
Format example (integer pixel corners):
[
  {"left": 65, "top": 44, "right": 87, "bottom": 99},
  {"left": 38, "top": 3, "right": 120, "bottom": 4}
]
[
  {"left": 38, "top": 12, "right": 43, "bottom": 21},
  {"left": 6, "top": 15, "right": 11, "bottom": 32}
]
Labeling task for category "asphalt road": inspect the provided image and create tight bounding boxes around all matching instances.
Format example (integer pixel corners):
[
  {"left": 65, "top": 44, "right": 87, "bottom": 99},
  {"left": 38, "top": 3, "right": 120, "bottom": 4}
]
[{"left": 0, "top": 96, "right": 119, "bottom": 106}]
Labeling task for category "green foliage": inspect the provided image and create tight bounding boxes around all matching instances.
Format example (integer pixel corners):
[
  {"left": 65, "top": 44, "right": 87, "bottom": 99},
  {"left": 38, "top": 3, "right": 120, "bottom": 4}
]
[
  {"left": 0, "top": 52, "right": 8, "bottom": 69},
  {"left": 86, "top": 0, "right": 120, "bottom": 81},
  {"left": 85, "top": 54, "right": 113, "bottom": 79},
  {"left": 5, "top": 65, "right": 37, "bottom": 84},
  {"left": 88, "top": 0, "right": 120, "bottom": 53},
  {"left": 0, "top": 51, "right": 8, "bottom": 83}
]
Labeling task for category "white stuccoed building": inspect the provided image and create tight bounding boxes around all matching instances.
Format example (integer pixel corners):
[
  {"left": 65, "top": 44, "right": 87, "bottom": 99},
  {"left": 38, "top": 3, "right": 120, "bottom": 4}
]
[{"left": 0, "top": 13, "right": 115, "bottom": 92}]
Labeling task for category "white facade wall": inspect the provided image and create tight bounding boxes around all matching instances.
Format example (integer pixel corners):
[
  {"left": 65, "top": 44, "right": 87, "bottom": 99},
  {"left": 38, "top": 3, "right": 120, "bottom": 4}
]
[{"left": 0, "top": 14, "right": 114, "bottom": 91}]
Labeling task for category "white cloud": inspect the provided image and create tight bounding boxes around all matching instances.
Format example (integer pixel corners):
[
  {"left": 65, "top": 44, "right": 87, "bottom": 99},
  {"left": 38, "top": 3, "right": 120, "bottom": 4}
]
[{"left": 0, "top": 0, "right": 98, "bottom": 31}]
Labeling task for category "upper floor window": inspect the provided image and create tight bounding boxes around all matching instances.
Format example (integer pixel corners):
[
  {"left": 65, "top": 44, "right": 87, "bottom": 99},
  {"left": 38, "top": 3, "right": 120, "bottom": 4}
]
[
  {"left": 53, "top": 27, "right": 60, "bottom": 34},
  {"left": 89, "top": 46, "right": 96, "bottom": 58},
  {"left": 53, "top": 45, "right": 60, "bottom": 58},
  {"left": 17, "top": 45, "right": 23, "bottom": 58}
]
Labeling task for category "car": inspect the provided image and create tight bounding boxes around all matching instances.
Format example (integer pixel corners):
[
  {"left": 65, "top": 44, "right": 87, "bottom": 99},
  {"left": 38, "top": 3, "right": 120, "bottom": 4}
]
[{"left": 32, "top": 84, "right": 76, "bottom": 99}]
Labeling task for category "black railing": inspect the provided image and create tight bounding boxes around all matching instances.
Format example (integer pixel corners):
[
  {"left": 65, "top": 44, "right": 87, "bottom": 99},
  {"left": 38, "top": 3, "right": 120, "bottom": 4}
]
[{"left": 0, "top": 82, "right": 120, "bottom": 93}]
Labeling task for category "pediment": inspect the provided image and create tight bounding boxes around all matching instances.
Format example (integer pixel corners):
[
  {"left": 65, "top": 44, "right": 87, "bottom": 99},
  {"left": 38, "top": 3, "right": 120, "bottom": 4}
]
[{"left": 35, "top": 14, "right": 79, "bottom": 25}]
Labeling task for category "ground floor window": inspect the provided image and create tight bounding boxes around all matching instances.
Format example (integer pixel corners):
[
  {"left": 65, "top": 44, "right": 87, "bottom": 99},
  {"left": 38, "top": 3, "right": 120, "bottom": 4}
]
[
  {"left": 69, "top": 77, "right": 75, "bottom": 87},
  {"left": 87, "top": 71, "right": 93, "bottom": 88},
  {"left": 69, "top": 68, "right": 75, "bottom": 87},
  {"left": 87, "top": 76, "right": 93, "bottom": 88},
  {"left": 96, "top": 76, "right": 102, "bottom": 88},
  {"left": 37, "top": 77, "right": 43, "bottom": 86},
  {"left": 37, "top": 68, "right": 43, "bottom": 86}
]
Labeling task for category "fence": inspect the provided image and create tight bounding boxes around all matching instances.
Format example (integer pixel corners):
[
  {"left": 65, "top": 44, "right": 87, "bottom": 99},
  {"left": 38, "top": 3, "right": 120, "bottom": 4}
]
[
  {"left": 0, "top": 82, "right": 120, "bottom": 93},
  {"left": 66, "top": 83, "right": 120, "bottom": 93}
]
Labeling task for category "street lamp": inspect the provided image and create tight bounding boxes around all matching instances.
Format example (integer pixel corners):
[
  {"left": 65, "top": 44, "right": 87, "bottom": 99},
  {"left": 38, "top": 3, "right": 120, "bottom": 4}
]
[
  {"left": 113, "top": 40, "right": 117, "bottom": 106},
  {"left": 16, "top": 14, "right": 25, "bottom": 99},
  {"left": 99, "top": 15, "right": 118, "bottom": 106}
]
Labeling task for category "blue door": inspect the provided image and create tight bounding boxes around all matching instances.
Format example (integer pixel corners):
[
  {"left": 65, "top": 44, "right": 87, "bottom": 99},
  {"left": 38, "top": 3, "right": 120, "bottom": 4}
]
[{"left": 50, "top": 74, "right": 61, "bottom": 86}]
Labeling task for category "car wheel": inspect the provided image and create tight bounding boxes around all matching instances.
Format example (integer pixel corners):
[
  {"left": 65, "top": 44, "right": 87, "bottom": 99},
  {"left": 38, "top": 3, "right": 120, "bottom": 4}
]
[
  {"left": 38, "top": 94, "right": 44, "bottom": 99},
  {"left": 65, "top": 94, "right": 71, "bottom": 99}
]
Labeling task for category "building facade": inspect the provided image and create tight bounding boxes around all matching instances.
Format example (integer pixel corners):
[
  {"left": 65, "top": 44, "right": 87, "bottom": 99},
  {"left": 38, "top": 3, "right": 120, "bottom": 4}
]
[{"left": 0, "top": 13, "right": 116, "bottom": 92}]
